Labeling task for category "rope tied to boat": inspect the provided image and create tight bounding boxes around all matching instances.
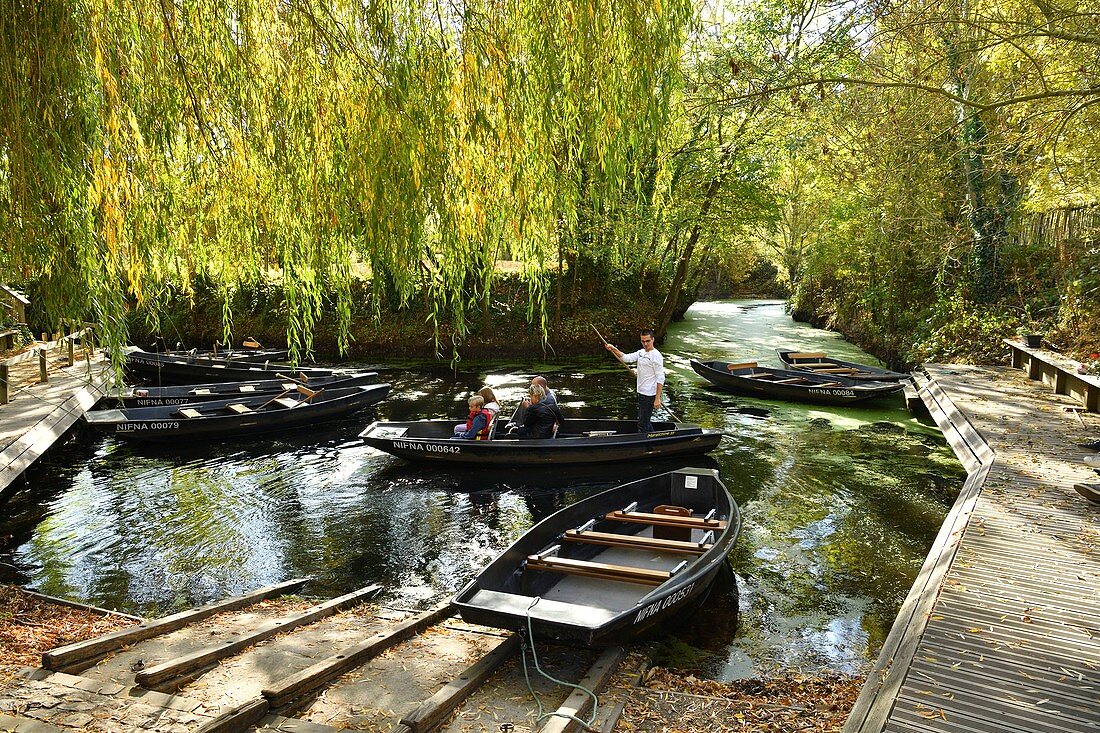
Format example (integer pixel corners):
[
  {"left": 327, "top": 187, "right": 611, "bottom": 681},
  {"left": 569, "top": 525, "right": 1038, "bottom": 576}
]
[{"left": 521, "top": 596, "right": 601, "bottom": 732}]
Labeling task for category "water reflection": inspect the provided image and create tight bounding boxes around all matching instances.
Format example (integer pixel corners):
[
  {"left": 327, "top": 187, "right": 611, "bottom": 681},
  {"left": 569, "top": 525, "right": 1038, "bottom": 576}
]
[{"left": 0, "top": 301, "right": 965, "bottom": 680}]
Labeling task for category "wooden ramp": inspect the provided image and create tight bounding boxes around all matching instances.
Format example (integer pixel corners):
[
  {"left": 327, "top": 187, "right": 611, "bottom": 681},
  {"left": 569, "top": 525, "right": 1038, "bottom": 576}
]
[
  {"left": 845, "top": 364, "right": 1100, "bottom": 733},
  {"left": 0, "top": 351, "right": 111, "bottom": 497}
]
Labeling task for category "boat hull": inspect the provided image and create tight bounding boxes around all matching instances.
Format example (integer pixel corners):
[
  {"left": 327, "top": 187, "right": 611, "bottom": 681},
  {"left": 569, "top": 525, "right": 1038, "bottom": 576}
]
[
  {"left": 691, "top": 359, "right": 902, "bottom": 406},
  {"left": 104, "top": 372, "right": 380, "bottom": 408},
  {"left": 453, "top": 467, "right": 740, "bottom": 646},
  {"left": 85, "top": 384, "right": 390, "bottom": 442},
  {"left": 360, "top": 419, "right": 722, "bottom": 465},
  {"left": 122, "top": 347, "right": 339, "bottom": 385},
  {"left": 776, "top": 349, "right": 910, "bottom": 382}
]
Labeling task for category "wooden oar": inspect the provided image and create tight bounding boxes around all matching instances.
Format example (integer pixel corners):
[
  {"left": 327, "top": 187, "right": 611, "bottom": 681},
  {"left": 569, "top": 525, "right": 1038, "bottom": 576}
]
[
  {"left": 591, "top": 324, "right": 636, "bottom": 377},
  {"left": 590, "top": 324, "right": 682, "bottom": 423}
]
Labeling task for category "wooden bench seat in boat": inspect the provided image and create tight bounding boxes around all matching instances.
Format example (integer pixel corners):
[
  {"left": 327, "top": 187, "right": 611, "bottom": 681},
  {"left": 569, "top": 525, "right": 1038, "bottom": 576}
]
[
  {"left": 786, "top": 351, "right": 826, "bottom": 360},
  {"left": 271, "top": 397, "right": 299, "bottom": 409},
  {"left": 802, "top": 365, "right": 858, "bottom": 373},
  {"left": 774, "top": 377, "right": 811, "bottom": 384},
  {"left": 604, "top": 509, "right": 726, "bottom": 531},
  {"left": 177, "top": 408, "right": 203, "bottom": 419},
  {"left": 525, "top": 555, "right": 671, "bottom": 586},
  {"left": 725, "top": 361, "right": 758, "bottom": 372},
  {"left": 562, "top": 529, "right": 712, "bottom": 554},
  {"left": 227, "top": 403, "right": 253, "bottom": 414}
]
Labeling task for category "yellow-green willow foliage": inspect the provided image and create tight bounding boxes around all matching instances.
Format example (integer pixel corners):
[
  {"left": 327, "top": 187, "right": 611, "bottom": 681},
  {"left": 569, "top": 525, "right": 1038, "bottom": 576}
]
[{"left": 0, "top": 0, "right": 691, "bottom": 359}]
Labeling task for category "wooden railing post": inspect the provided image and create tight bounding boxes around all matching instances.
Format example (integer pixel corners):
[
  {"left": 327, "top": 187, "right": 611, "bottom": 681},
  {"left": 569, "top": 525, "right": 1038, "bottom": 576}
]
[
  {"left": 38, "top": 347, "right": 47, "bottom": 383},
  {"left": 67, "top": 335, "right": 75, "bottom": 365},
  {"left": 0, "top": 363, "right": 8, "bottom": 404}
]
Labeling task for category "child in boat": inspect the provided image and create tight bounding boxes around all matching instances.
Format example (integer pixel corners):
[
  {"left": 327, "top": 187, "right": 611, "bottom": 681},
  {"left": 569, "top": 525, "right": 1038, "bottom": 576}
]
[
  {"left": 479, "top": 387, "right": 501, "bottom": 420},
  {"left": 453, "top": 394, "right": 495, "bottom": 440}
]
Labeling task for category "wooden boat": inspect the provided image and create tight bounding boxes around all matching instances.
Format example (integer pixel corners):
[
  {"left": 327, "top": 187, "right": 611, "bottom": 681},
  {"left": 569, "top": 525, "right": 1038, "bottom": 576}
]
[
  {"left": 776, "top": 349, "right": 910, "bottom": 382},
  {"left": 452, "top": 467, "right": 740, "bottom": 646},
  {"left": 122, "top": 346, "right": 343, "bottom": 385},
  {"left": 145, "top": 337, "right": 289, "bottom": 363},
  {"left": 690, "top": 359, "right": 903, "bottom": 406},
  {"left": 84, "top": 384, "right": 390, "bottom": 442},
  {"left": 102, "top": 372, "right": 380, "bottom": 408},
  {"left": 1074, "top": 483, "right": 1100, "bottom": 505},
  {"left": 152, "top": 347, "right": 290, "bottom": 363},
  {"left": 359, "top": 419, "right": 722, "bottom": 465}
]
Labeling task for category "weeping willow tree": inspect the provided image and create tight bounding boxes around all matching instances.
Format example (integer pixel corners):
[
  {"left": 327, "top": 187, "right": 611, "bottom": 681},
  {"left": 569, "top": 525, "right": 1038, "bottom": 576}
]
[{"left": 0, "top": 0, "right": 692, "bottom": 361}]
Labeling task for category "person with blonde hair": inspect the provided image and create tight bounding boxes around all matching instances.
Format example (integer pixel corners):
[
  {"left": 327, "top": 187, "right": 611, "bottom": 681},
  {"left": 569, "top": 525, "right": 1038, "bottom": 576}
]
[
  {"left": 515, "top": 383, "right": 564, "bottom": 439},
  {"left": 453, "top": 394, "right": 494, "bottom": 440}
]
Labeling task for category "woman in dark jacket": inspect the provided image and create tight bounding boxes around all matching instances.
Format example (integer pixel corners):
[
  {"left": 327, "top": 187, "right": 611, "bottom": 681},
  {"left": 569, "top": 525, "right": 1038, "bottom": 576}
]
[{"left": 516, "top": 384, "right": 563, "bottom": 439}]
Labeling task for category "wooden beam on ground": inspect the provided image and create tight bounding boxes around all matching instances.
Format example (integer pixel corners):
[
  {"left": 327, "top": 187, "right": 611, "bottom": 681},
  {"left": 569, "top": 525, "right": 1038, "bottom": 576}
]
[
  {"left": 399, "top": 634, "right": 520, "bottom": 733},
  {"left": 193, "top": 698, "right": 270, "bottom": 733},
  {"left": 43, "top": 577, "right": 311, "bottom": 672},
  {"left": 262, "top": 603, "right": 455, "bottom": 708},
  {"left": 538, "top": 645, "right": 626, "bottom": 733},
  {"left": 135, "top": 584, "right": 383, "bottom": 689}
]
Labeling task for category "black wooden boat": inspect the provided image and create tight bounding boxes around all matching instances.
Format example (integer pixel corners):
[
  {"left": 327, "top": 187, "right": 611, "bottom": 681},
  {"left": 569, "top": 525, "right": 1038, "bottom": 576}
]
[
  {"left": 690, "top": 359, "right": 903, "bottom": 406},
  {"left": 102, "top": 372, "right": 380, "bottom": 407},
  {"left": 359, "top": 419, "right": 722, "bottom": 465},
  {"left": 453, "top": 467, "right": 740, "bottom": 646},
  {"left": 154, "top": 347, "right": 290, "bottom": 363},
  {"left": 145, "top": 337, "right": 289, "bottom": 363},
  {"left": 84, "top": 383, "right": 390, "bottom": 441},
  {"left": 776, "top": 349, "right": 910, "bottom": 382},
  {"left": 122, "top": 347, "right": 342, "bottom": 385}
]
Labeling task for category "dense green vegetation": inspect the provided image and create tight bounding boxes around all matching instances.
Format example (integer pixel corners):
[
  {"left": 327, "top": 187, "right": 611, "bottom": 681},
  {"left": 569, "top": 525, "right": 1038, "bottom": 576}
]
[{"left": 1, "top": 0, "right": 1096, "bottom": 364}]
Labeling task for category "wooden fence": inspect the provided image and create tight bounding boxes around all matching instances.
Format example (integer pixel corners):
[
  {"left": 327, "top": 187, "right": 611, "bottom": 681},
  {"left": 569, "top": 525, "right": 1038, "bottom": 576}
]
[{"left": 0, "top": 323, "right": 97, "bottom": 405}]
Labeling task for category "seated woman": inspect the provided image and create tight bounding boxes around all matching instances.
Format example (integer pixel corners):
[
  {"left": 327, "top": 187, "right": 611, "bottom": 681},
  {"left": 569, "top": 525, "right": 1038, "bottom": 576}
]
[
  {"left": 515, "top": 384, "right": 564, "bottom": 439},
  {"left": 453, "top": 394, "right": 495, "bottom": 440},
  {"left": 479, "top": 387, "right": 501, "bottom": 420}
]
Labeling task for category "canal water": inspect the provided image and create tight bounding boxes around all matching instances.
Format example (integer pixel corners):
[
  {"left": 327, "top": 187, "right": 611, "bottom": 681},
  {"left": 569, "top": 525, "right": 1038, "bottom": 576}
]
[{"left": 0, "top": 301, "right": 964, "bottom": 679}]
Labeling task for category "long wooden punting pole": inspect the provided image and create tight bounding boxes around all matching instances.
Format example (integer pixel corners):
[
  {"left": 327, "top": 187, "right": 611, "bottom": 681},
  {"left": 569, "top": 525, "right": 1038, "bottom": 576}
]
[{"left": 590, "top": 324, "right": 682, "bottom": 422}]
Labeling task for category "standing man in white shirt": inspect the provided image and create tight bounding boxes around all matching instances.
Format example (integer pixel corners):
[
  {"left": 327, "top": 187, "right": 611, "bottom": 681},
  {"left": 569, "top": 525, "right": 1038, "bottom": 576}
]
[{"left": 605, "top": 329, "right": 665, "bottom": 433}]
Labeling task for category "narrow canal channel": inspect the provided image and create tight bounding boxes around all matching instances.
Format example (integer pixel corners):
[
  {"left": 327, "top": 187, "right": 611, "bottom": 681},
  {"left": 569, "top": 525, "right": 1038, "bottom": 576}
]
[{"left": 0, "top": 301, "right": 965, "bottom": 680}]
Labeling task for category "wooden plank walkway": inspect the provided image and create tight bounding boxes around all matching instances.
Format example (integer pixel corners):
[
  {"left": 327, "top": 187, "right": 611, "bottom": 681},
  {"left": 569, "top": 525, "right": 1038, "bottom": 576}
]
[
  {"left": 844, "top": 363, "right": 1100, "bottom": 733},
  {"left": 0, "top": 348, "right": 111, "bottom": 497}
]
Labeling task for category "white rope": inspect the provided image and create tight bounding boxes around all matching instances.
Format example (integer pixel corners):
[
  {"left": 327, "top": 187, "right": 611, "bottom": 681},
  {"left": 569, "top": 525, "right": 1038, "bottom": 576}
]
[{"left": 521, "top": 596, "right": 600, "bottom": 731}]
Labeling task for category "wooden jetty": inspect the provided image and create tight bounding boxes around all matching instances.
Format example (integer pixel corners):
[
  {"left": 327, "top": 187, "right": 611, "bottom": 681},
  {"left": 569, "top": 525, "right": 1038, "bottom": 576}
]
[
  {"left": 845, "top": 362, "right": 1100, "bottom": 733},
  {"left": 0, "top": 330, "right": 110, "bottom": 498},
  {"left": 0, "top": 581, "right": 635, "bottom": 733}
]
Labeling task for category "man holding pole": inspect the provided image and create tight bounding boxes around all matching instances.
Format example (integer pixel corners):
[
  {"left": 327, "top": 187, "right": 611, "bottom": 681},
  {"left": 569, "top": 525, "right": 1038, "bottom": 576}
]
[{"left": 604, "top": 329, "right": 665, "bottom": 433}]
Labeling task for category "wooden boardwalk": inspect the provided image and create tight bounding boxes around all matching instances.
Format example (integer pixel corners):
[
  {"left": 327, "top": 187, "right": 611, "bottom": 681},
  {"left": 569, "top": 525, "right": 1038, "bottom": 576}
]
[
  {"left": 0, "top": 347, "right": 111, "bottom": 497},
  {"left": 845, "top": 363, "right": 1100, "bottom": 733}
]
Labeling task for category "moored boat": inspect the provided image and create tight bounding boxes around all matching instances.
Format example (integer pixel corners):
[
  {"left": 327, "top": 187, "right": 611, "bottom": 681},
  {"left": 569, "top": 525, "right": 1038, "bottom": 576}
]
[
  {"left": 122, "top": 346, "right": 344, "bottom": 385},
  {"left": 359, "top": 419, "right": 722, "bottom": 465},
  {"left": 690, "top": 359, "right": 903, "bottom": 406},
  {"left": 452, "top": 466, "right": 740, "bottom": 646},
  {"left": 776, "top": 349, "right": 910, "bottom": 382},
  {"left": 103, "top": 372, "right": 380, "bottom": 408},
  {"left": 84, "top": 383, "right": 390, "bottom": 441}
]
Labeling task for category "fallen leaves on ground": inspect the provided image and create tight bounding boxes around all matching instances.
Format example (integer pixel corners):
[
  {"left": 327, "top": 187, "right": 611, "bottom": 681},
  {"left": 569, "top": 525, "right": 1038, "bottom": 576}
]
[
  {"left": 0, "top": 585, "right": 138, "bottom": 676},
  {"left": 617, "top": 667, "right": 865, "bottom": 733}
]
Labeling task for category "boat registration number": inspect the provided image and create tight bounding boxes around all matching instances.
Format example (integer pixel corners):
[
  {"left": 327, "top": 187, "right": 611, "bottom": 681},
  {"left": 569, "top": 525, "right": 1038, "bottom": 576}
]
[
  {"left": 808, "top": 388, "right": 855, "bottom": 397},
  {"left": 116, "top": 421, "right": 179, "bottom": 432},
  {"left": 634, "top": 581, "right": 695, "bottom": 624},
  {"left": 392, "top": 439, "right": 461, "bottom": 454}
]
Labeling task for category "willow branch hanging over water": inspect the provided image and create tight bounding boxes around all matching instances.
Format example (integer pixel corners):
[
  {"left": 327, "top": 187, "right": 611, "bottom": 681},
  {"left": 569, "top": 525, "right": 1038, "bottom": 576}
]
[{"left": 0, "top": 0, "right": 691, "bottom": 359}]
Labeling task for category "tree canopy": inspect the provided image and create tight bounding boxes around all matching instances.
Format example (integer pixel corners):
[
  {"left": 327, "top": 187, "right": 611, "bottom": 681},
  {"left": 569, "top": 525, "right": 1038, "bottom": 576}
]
[{"left": 2, "top": 0, "right": 1096, "bottom": 363}]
